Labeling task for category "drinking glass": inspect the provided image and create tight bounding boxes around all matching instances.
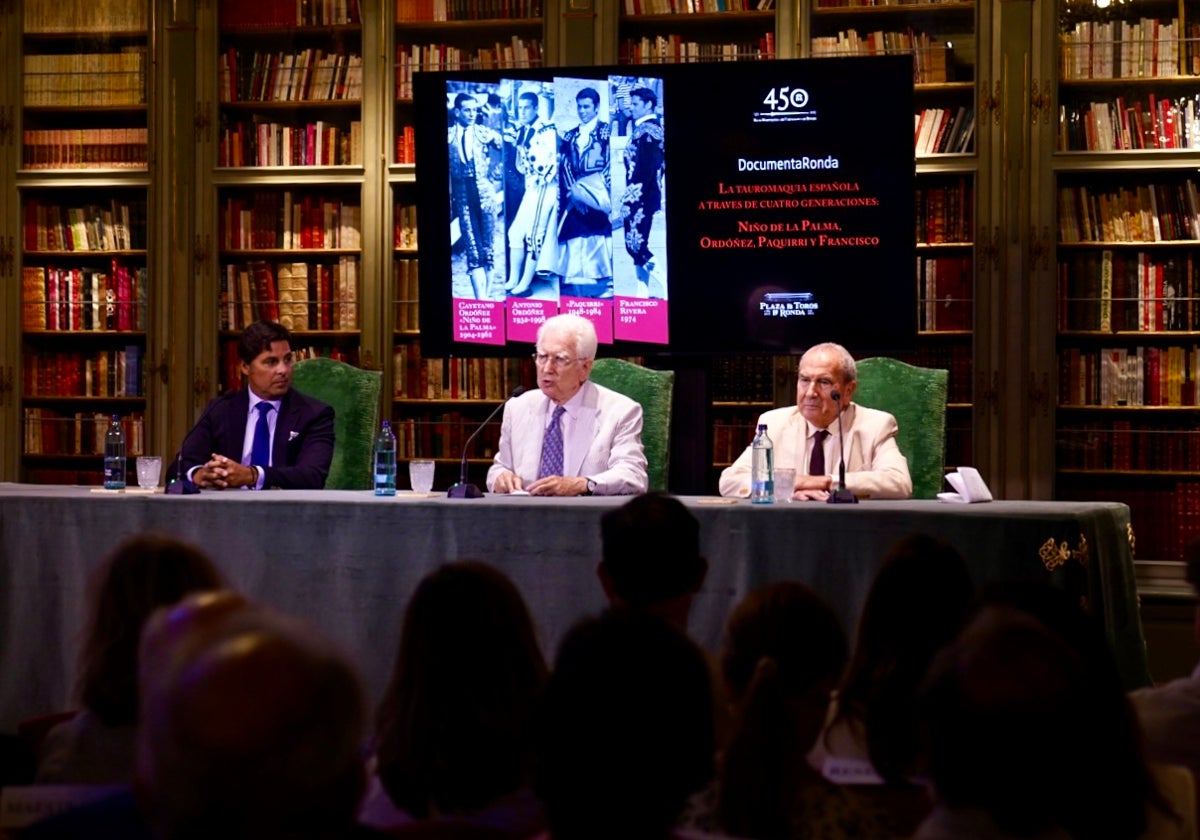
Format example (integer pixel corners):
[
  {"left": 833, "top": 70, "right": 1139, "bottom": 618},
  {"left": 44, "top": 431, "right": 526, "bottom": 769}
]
[
  {"left": 773, "top": 467, "right": 796, "bottom": 503},
  {"left": 408, "top": 459, "right": 435, "bottom": 493},
  {"left": 136, "top": 456, "right": 163, "bottom": 489}
]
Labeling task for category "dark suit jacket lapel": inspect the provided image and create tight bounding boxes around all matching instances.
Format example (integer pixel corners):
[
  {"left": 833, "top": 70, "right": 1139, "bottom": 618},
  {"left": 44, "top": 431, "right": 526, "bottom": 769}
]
[
  {"left": 273, "top": 391, "right": 302, "bottom": 467},
  {"left": 225, "top": 389, "right": 251, "bottom": 462}
]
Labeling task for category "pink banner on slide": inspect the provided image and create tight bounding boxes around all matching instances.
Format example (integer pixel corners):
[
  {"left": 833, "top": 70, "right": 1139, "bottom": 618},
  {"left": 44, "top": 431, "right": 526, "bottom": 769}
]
[
  {"left": 506, "top": 299, "right": 556, "bottom": 343},
  {"left": 561, "top": 297, "right": 613, "bottom": 344},
  {"left": 614, "top": 297, "right": 669, "bottom": 344},
  {"left": 453, "top": 299, "right": 506, "bottom": 345}
]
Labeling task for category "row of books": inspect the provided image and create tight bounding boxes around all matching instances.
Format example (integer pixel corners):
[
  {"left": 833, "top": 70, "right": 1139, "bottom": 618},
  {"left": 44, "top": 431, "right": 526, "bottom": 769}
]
[
  {"left": 221, "top": 192, "right": 362, "bottom": 251},
  {"left": 622, "top": 0, "right": 774, "bottom": 13},
  {"left": 395, "top": 40, "right": 544, "bottom": 98},
  {"left": 918, "top": 256, "right": 972, "bottom": 332},
  {"left": 810, "top": 30, "right": 952, "bottom": 84},
  {"left": 24, "top": 346, "right": 144, "bottom": 398},
  {"left": 22, "top": 264, "right": 148, "bottom": 332},
  {"left": 712, "top": 421, "right": 757, "bottom": 465},
  {"left": 393, "top": 342, "right": 535, "bottom": 399},
  {"left": 220, "top": 50, "right": 363, "bottom": 104},
  {"left": 617, "top": 34, "right": 775, "bottom": 63},
  {"left": 23, "top": 52, "right": 146, "bottom": 107},
  {"left": 711, "top": 355, "right": 788, "bottom": 403},
  {"left": 1060, "top": 345, "right": 1200, "bottom": 407},
  {"left": 396, "top": 126, "right": 416, "bottom": 164},
  {"left": 1058, "top": 251, "right": 1194, "bottom": 332},
  {"left": 24, "top": 410, "right": 145, "bottom": 458},
  {"left": 217, "top": 119, "right": 364, "bottom": 167},
  {"left": 899, "top": 343, "right": 971, "bottom": 405},
  {"left": 914, "top": 106, "right": 975, "bottom": 156},
  {"left": 1058, "top": 19, "right": 1182, "bottom": 81},
  {"left": 396, "top": 0, "right": 542, "bottom": 20},
  {"left": 394, "top": 204, "right": 419, "bottom": 250},
  {"left": 395, "top": 258, "right": 421, "bottom": 332},
  {"left": 392, "top": 415, "right": 501, "bottom": 460},
  {"left": 23, "top": 0, "right": 146, "bottom": 33},
  {"left": 220, "top": 342, "right": 360, "bottom": 392},
  {"left": 916, "top": 177, "right": 972, "bottom": 244},
  {"left": 1059, "top": 95, "right": 1200, "bottom": 152},
  {"left": 1058, "top": 181, "right": 1200, "bottom": 243},
  {"left": 1065, "top": 481, "right": 1200, "bottom": 565},
  {"left": 22, "top": 128, "right": 149, "bottom": 171},
  {"left": 1058, "top": 421, "right": 1200, "bottom": 471},
  {"left": 23, "top": 199, "right": 143, "bottom": 253},
  {"left": 219, "top": 0, "right": 360, "bottom": 27},
  {"left": 219, "top": 259, "right": 360, "bottom": 332}
]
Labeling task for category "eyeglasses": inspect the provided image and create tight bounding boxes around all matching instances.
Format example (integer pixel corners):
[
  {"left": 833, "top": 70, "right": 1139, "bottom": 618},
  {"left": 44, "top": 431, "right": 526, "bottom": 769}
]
[
  {"left": 534, "top": 352, "right": 577, "bottom": 369},
  {"left": 798, "top": 376, "right": 839, "bottom": 391}
]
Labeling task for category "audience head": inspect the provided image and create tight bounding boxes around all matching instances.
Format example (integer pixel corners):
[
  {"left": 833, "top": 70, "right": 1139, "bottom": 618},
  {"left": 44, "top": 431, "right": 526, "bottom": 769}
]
[
  {"left": 919, "top": 605, "right": 1094, "bottom": 835},
  {"left": 718, "top": 582, "right": 848, "bottom": 838},
  {"left": 136, "top": 593, "right": 366, "bottom": 840},
  {"left": 77, "top": 533, "right": 225, "bottom": 726},
  {"left": 534, "top": 609, "right": 714, "bottom": 840},
  {"left": 598, "top": 493, "right": 706, "bottom": 623},
  {"left": 375, "top": 561, "right": 547, "bottom": 819},
  {"left": 831, "top": 533, "right": 974, "bottom": 781}
]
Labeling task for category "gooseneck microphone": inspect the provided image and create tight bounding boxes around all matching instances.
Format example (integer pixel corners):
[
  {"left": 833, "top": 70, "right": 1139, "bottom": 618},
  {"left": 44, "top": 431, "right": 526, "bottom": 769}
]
[
  {"left": 827, "top": 390, "right": 859, "bottom": 505},
  {"left": 448, "top": 385, "right": 527, "bottom": 499}
]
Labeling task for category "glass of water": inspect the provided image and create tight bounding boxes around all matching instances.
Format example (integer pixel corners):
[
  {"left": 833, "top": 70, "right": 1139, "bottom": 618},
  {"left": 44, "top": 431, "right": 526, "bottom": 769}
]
[
  {"left": 408, "top": 459, "right": 435, "bottom": 494},
  {"left": 773, "top": 467, "right": 796, "bottom": 503},
  {"left": 136, "top": 456, "right": 163, "bottom": 489}
]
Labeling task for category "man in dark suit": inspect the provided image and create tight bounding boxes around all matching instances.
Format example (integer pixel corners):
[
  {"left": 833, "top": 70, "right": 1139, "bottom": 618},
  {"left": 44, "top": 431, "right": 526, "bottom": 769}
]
[
  {"left": 171, "top": 320, "right": 334, "bottom": 490},
  {"left": 621, "top": 86, "right": 666, "bottom": 299}
]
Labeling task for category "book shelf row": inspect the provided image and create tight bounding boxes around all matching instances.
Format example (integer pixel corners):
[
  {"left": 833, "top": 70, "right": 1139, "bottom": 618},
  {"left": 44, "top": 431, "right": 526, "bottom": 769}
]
[
  {"left": 617, "top": 34, "right": 776, "bottom": 63},
  {"left": 916, "top": 177, "right": 972, "bottom": 244},
  {"left": 809, "top": 31, "right": 954, "bottom": 83},
  {"left": 395, "top": 258, "right": 420, "bottom": 333},
  {"left": 22, "top": 129, "right": 149, "bottom": 172},
  {"left": 219, "top": 342, "right": 361, "bottom": 393},
  {"left": 623, "top": 0, "right": 773, "bottom": 12},
  {"left": 219, "top": 259, "right": 360, "bottom": 332},
  {"left": 1065, "top": 480, "right": 1200, "bottom": 565},
  {"left": 394, "top": 204, "right": 419, "bottom": 250},
  {"left": 217, "top": 118, "right": 364, "bottom": 168},
  {"left": 24, "top": 199, "right": 145, "bottom": 253},
  {"left": 220, "top": 193, "right": 361, "bottom": 251},
  {"left": 914, "top": 106, "right": 975, "bottom": 156},
  {"left": 1058, "top": 21, "right": 1188, "bottom": 81},
  {"left": 219, "top": 50, "right": 364, "bottom": 104},
  {"left": 218, "top": 0, "right": 361, "bottom": 27},
  {"left": 1059, "top": 345, "right": 1200, "bottom": 407},
  {"left": 1058, "top": 250, "right": 1194, "bottom": 332},
  {"left": 393, "top": 415, "right": 501, "bottom": 461},
  {"left": 395, "top": 0, "right": 542, "bottom": 21},
  {"left": 24, "top": 347, "right": 144, "bottom": 398},
  {"left": 23, "top": 0, "right": 146, "bottom": 33},
  {"left": 22, "top": 265, "right": 148, "bottom": 332},
  {"left": 1059, "top": 94, "right": 1200, "bottom": 152},
  {"left": 23, "top": 53, "right": 147, "bottom": 108},
  {"left": 395, "top": 41, "right": 545, "bottom": 98},
  {"left": 1058, "top": 422, "right": 1200, "bottom": 471},
  {"left": 1058, "top": 181, "right": 1200, "bottom": 244},
  {"left": 918, "top": 256, "right": 971, "bottom": 331},
  {"left": 24, "top": 410, "right": 146, "bottom": 458},
  {"left": 393, "top": 342, "right": 536, "bottom": 400}
]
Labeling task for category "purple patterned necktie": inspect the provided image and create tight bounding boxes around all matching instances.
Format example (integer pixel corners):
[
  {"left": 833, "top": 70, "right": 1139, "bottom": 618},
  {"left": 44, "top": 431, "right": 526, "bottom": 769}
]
[
  {"left": 809, "top": 429, "right": 829, "bottom": 476},
  {"left": 538, "top": 406, "right": 566, "bottom": 479}
]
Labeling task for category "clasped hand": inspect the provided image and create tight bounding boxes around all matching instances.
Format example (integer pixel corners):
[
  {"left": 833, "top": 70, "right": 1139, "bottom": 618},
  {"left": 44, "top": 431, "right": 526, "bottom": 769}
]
[
  {"left": 493, "top": 471, "right": 587, "bottom": 496},
  {"left": 193, "top": 453, "right": 257, "bottom": 490}
]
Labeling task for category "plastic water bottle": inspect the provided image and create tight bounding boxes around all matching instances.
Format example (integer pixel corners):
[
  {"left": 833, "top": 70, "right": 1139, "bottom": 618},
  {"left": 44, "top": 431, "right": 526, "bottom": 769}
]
[
  {"left": 103, "top": 414, "right": 126, "bottom": 490},
  {"left": 750, "top": 423, "right": 774, "bottom": 505},
  {"left": 374, "top": 420, "right": 397, "bottom": 496}
]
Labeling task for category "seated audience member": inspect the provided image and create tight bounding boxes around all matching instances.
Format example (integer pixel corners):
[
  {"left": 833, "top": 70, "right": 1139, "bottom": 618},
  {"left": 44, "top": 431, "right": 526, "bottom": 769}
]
[
  {"left": 1131, "top": 536, "right": 1200, "bottom": 773},
  {"left": 35, "top": 533, "right": 226, "bottom": 785},
  {"left": 806, "top": 534, "right": 973, "bottom": 834},
  {"left": 487, "top": 313, "right": 647, "bottom": 496},
  {"left": 168, "top": 319, "right": 335, "bottom": 490},
  {"left": 363, "top": 562, "right": 548, "bottom": 836},
  {"left": 533, "top": 610, "right": 715, "bottom": 840},
  {"left": 718, "top": 342, "right": 911, "bottom": 501},
  {"left": 714, "top": 582, "right": 891, "bottom": 839},
  {"left": 972, "top": 581, "right": 1193, "bottom": 840}
]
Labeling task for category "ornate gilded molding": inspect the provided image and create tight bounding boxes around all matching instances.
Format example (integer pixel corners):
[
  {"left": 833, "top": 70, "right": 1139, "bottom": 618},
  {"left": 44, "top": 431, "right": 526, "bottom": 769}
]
[{"left": 1039, "top": 535, "right": 1090, "bottom": 571}]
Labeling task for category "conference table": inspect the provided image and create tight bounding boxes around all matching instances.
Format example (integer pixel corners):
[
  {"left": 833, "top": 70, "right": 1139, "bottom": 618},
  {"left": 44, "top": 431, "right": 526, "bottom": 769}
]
[{"left": 0, "top": 483, "right": 1147, "bottom": 729}]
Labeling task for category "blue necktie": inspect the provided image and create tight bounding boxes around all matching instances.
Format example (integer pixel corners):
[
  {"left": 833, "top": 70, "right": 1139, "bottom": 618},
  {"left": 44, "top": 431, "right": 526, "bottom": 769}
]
[
  {"left": 251, "top": 402, "right": 273, "bottom": 468},
  {"left": 538, "top": 406, "right": 565, "bottom": 479}
]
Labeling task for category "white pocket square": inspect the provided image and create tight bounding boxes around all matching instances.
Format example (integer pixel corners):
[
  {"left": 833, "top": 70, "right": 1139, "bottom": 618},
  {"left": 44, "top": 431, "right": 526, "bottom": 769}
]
[{"left": 288, "top": 431, "right": 299, "bottom": 441}]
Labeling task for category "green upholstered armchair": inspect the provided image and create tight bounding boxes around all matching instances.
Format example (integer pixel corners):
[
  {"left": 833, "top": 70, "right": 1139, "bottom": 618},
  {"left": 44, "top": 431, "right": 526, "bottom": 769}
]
[
  {"left": 852, "top": 357, "right": 949, "bottom": 500},
  {"left": 589, "top": 358, "right": 675, "bottom": 492},
  {"left": 292, "top": 357, "right": 382, "bottom": 490}
]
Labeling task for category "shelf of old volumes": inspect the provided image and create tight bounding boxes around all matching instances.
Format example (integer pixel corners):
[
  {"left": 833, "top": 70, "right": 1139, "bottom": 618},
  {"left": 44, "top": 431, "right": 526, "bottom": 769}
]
[
  {"left": 1056, "top": 240, "right": 1200, "bottom": 248},
  {"left": 1058, "top": 403, "right": 1200, "bottom": 411},
  {"left": 812, "top": 1, "right": 973, "bottom": 15},
  {"left": 1053, "top": 154, "right": 1200, "bottom": 171},
  {"left": 394, "top": 399, "right": 505, "bottom": 406},
  {"left": 220, "top": 23, "right": 362, "bottom": 37},
  {"left": 22, "top": 395, "right": 145, "bottom": 405},
  {"left": 396, "top": 18, "right": 543, "bottom": 30},
  {"left": 211, "top": 169, "right": 363, "bottom": 184},
  {"left": 620, "top": 11, "right": 775, "bottom": 23},
  {"left": 1059, "top": 468, "right": 1200, "bottom": 477}
]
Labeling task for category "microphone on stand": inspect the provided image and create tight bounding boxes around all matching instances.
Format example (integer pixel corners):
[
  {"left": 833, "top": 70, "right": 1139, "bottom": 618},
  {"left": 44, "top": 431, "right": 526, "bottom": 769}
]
[
  {"left": 827, "top": 390, "right": 858, "bottom": 505},
  {"left": 448, "top": 385, "right": 527, "bottom": 499}
]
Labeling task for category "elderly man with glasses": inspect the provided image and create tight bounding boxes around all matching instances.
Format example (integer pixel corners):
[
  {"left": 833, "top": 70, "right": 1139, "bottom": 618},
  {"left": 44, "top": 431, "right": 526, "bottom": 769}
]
[
  {"left": 719, "top": 342, "right": 912, "bottom": 501},
  {"left": 487, "top": 313, "right": 648, "bottom": 496}
]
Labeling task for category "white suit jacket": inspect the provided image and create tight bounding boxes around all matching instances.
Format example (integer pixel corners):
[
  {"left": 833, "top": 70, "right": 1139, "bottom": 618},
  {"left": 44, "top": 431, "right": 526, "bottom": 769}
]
[
  {"left": 486, "top": 381, "right": 648, "bottom": 495},
  {"left": 718, "top": 403, "right": 912, "bottom": 500}
]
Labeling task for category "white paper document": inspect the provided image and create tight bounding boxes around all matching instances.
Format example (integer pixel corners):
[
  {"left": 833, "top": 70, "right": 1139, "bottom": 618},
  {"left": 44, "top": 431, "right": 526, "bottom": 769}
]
[{"left": 937, "top": 466, "right": 994, "bottom": 504}]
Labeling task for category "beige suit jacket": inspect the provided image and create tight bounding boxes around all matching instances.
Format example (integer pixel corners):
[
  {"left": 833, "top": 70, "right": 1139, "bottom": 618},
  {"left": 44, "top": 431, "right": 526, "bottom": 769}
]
[{"left": 718, "top": 403, "right": 912, "bottom": 500}]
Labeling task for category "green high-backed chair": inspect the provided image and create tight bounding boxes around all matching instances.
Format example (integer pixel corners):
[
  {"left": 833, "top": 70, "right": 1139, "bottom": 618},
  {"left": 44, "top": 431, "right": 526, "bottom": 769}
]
[
  {"left": 852, "top": 357, "right": 949, "bottom": 500},
  {"left": 589, "top": 358, "right": 675, "bottom": 492},
  {"left": 292, "top": 357, "right": 382, "bottom": 490}
]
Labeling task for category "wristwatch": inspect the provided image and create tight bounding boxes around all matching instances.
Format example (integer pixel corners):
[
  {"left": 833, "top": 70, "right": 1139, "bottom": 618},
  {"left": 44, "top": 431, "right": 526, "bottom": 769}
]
[{"left": 584, "top": 478, "right": 597, "bottom": 496}]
